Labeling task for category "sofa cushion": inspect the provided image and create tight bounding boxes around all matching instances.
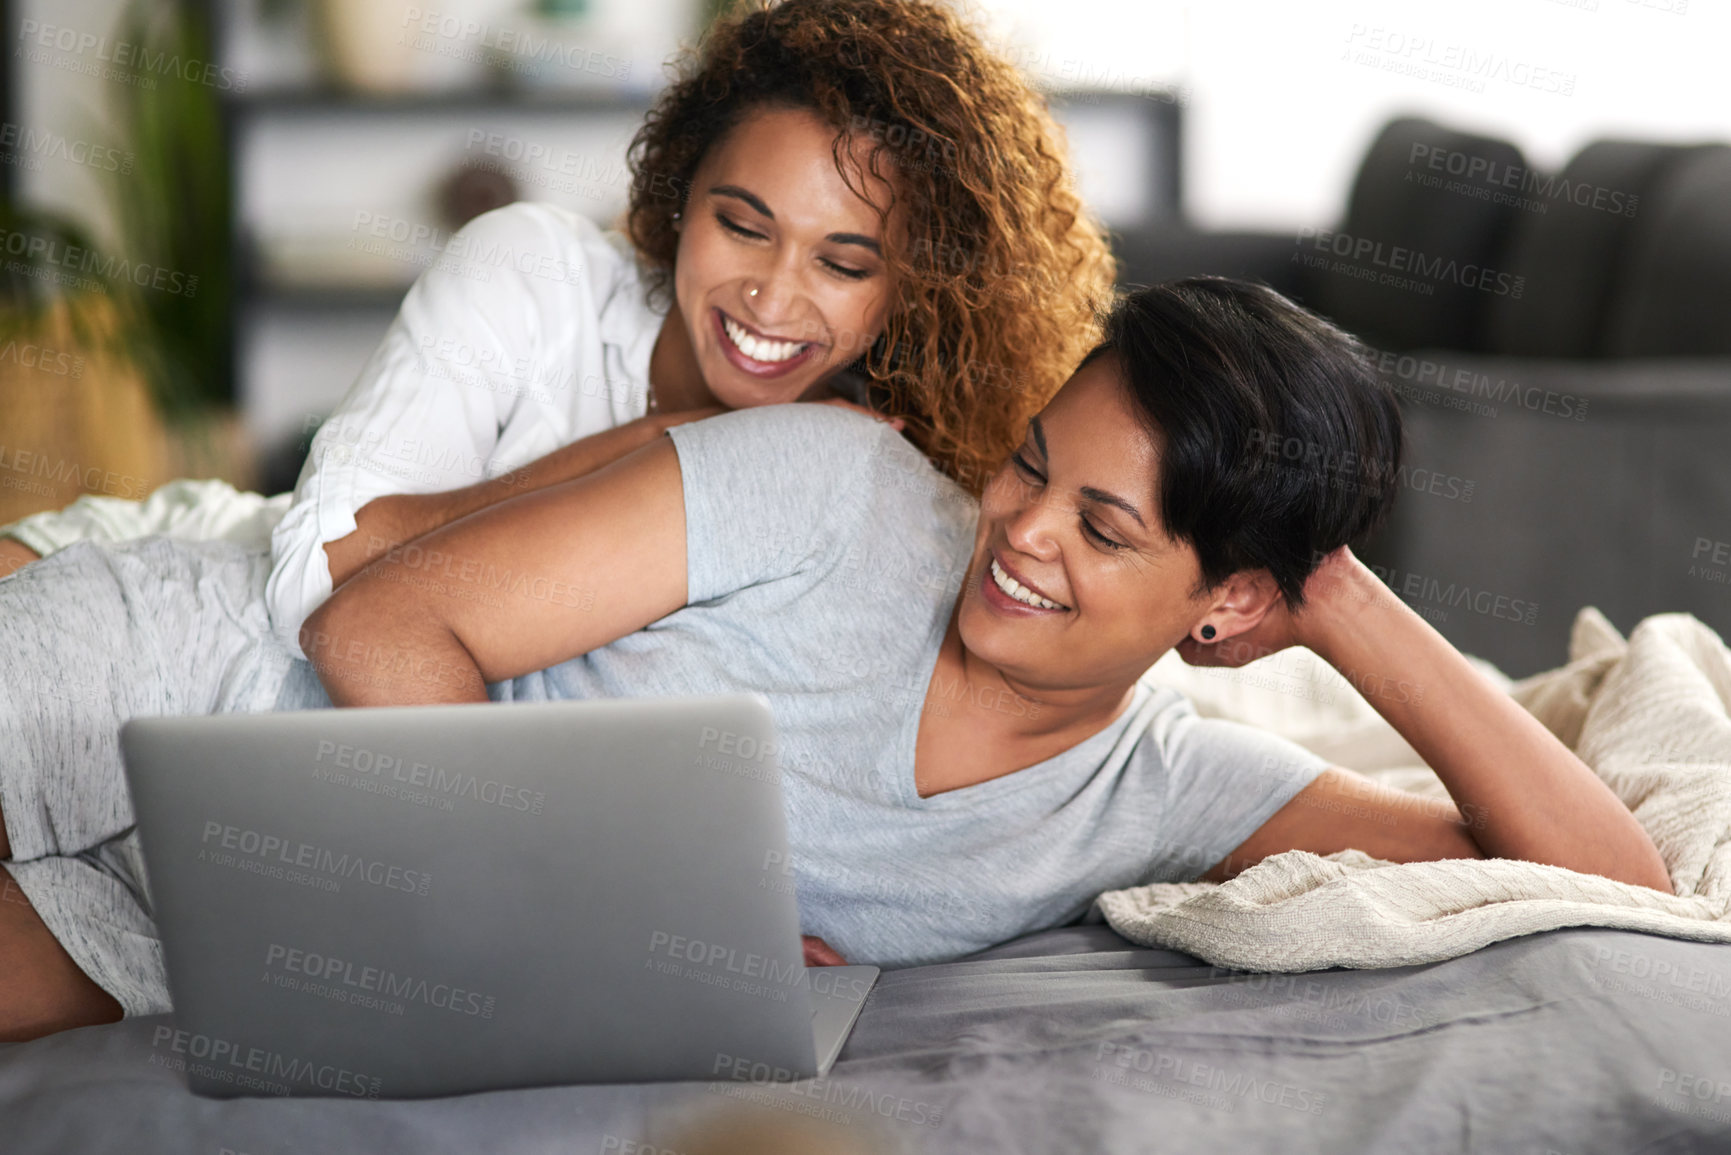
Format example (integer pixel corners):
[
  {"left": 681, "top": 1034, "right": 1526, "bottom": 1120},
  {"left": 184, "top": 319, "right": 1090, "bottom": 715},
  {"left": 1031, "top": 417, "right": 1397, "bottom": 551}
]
[
  {"left": 1482, "top": 140, "right": 1713, "bottom": 358},
  {"left": 1303, "top": 117, "right": 1526, "bottom": 353},
  {"left": 1603, "top": 144, "right": 1731, "bottom": 357}
]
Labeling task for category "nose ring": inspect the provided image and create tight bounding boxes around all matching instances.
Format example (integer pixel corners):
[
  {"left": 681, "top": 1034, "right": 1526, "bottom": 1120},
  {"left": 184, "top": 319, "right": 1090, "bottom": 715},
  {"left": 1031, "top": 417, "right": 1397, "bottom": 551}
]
[{"left": 748, "top": 285, "right": 759, "bottom": 298}]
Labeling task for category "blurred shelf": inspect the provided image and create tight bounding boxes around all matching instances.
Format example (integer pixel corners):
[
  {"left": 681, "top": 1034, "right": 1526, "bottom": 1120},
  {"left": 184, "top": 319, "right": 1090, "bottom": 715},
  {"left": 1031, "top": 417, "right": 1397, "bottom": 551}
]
[
  {"left": 245, "top": 283, "right": 409, "bottom": 312},
  {"left": 226, "top": 87, "right": 654, "bottom": 116}
]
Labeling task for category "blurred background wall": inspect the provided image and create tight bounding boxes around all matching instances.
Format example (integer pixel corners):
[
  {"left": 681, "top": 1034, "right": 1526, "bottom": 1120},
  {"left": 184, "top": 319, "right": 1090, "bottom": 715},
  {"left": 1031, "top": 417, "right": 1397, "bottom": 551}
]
[
  {"left": 3, "top": 0, "right": 1728, "bottom": 674},
  {"left": 21, "top": 1, "right": 1727, "bottom": 243}
]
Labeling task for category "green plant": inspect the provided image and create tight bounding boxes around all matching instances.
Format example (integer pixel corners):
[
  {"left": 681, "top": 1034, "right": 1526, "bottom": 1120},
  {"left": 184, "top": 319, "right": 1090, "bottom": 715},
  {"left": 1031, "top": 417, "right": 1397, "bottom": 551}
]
[
  {"left": 96, "top": 0, "right": 232, "bottom": 423},
  {"left": 0, "top": 202, "right": 134, "bottom": 361}
]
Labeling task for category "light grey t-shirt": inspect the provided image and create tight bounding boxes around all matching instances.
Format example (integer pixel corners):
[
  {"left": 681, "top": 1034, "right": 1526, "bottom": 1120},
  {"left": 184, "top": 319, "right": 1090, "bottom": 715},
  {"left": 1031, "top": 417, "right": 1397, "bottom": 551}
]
[{"left": 474, "top": 404, "right": 1329, "bottom": 967}]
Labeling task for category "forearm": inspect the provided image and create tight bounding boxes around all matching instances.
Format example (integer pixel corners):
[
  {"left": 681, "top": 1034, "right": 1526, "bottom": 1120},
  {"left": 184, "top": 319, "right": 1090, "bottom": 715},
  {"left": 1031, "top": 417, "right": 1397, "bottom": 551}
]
[
  {"left": 321, "top": 416, "right": 672, "bottom": 591},
  {"left": 1303, "top": 561, "right": 1672, "bottom": 892},
  {"left": 303, "top": 433, "right": 689, "bottom": 710},
  {"left": 0, "top": 537, "right": 37, "bottom": 578}
]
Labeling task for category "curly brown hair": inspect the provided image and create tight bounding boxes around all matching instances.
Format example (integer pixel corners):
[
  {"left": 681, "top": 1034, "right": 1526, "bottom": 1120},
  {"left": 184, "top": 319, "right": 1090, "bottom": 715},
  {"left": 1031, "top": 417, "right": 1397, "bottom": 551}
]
[{"left": 624, "top": 0, "right": 1117, "bottom": 493}]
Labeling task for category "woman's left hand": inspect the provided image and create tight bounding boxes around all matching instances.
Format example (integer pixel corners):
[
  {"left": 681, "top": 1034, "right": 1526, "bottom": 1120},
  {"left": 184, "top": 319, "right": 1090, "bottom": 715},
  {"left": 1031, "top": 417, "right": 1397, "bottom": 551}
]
[{"left": 802, "top": 935, "right": 847, "bottom": 966}]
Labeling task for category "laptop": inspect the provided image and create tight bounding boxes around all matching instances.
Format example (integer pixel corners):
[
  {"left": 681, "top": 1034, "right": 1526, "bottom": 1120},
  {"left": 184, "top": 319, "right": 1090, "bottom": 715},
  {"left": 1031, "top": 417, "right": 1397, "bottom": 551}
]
[{"left": 119, "top": 694, "right": 878, "bottom": 1099}]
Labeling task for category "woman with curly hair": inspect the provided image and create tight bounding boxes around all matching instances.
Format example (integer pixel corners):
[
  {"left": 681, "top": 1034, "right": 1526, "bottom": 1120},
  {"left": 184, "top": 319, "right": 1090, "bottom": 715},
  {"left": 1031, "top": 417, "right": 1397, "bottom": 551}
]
[
  {"left": 0, "top": 0, "right": 1115, "bottom": 651},
  {"left": 0, "top": 280, "right": 1669, "bottom": 1038}
]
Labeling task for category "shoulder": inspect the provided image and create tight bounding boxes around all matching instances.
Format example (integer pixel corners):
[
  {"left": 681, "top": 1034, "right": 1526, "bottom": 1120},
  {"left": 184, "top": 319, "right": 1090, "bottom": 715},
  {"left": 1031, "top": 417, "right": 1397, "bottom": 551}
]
[
  {"left": 668, "top": 405, "right": 973, "bottom": 548},
  {"left": 666, "top": 404, "right": 900, "bottom": 496},
  {"left": 445, "top": 201, "right": 587, "bottom": 264},
  {"left": 438, "top": 202, "right": 642, "bottom": 313},
  {"left": 1107, "top": 684, "right": 1327, "bottom": 881},
  {"left": 1113, "top": 684, "right": 1201, "bottom": 768},
  {"left": 1121, "top": 685, "right": 1318, "bottom": 774}
]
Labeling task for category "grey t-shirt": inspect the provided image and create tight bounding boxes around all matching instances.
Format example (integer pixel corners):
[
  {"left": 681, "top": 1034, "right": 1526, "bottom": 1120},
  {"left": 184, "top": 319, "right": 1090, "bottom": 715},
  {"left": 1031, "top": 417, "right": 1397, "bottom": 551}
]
[{"left": 473, "top": 404, "right": 1328, "bottom": 967}]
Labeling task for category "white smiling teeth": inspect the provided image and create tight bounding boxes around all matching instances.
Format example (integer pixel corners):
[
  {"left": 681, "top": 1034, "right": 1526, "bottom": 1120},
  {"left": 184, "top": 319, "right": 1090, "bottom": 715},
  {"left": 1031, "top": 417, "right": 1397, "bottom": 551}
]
[
  {"left": 990, "top": 558, "right": 1064, "bottom": 610},
  {"left": 723, "top": 314, "right": 809, "bottom": 363}
]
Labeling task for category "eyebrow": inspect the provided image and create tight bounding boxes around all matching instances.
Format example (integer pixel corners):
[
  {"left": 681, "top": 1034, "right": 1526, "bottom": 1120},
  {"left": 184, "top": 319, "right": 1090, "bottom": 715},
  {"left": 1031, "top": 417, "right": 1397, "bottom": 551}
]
[
  {"left": 1029, "top": 417, "right": 1147, "bottom": 528},
  {"left": 1081, "top": 486, "right": 1146, "bottom": 529},
  {"left": 1029, "top": 415, "right": 1048, "bottom": 458},
  {"left": 708, "top": 184, "right": 883, "bottom": 256}
]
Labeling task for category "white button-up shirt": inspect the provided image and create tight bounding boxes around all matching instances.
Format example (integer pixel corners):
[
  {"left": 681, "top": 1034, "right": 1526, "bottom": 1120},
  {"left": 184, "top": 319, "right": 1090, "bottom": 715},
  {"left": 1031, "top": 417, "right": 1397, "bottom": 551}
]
[{"left": 265, "top": 201, "right": 668, "bottom": 655}]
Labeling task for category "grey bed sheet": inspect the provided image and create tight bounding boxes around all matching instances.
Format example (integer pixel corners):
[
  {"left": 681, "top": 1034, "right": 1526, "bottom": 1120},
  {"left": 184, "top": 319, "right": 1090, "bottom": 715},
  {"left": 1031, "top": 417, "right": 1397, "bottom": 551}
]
[{"left": 2, "top": 924, "right": 1728, "bottom": 1154}]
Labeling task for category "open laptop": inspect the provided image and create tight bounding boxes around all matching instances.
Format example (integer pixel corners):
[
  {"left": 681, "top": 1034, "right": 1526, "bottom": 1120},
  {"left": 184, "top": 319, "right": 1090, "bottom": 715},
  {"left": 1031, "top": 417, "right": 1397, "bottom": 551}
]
[{"left": 119, "top": 694, "right": 878, "bottom": 1099}]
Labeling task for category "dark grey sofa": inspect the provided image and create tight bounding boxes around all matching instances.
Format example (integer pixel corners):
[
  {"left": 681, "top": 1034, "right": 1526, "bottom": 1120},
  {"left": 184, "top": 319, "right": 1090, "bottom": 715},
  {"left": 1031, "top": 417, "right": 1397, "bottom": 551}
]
[{"left": 1114, "top": 117, "right": 1731, "bottom": 675}]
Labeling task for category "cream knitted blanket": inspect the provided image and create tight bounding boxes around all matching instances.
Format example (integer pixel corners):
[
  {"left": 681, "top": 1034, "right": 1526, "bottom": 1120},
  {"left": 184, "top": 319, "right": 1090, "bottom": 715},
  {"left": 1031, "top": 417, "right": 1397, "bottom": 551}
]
[{"left": 1096, "top": 608, "right": 1731, "bottom": 970}]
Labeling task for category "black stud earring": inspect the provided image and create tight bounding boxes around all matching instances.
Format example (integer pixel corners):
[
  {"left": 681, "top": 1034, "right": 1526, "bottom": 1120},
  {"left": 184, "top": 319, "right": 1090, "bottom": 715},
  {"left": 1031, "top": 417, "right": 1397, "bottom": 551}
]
[{"left": 1200, "top": 624, "right": 1217, "bottom": 640}]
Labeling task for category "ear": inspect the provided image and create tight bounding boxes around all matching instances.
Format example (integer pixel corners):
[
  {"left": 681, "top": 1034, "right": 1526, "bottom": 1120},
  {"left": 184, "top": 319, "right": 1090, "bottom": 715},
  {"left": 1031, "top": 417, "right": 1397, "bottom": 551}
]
[{"left": 1190, "top": 569, "right": 1283, "bottom": 644}]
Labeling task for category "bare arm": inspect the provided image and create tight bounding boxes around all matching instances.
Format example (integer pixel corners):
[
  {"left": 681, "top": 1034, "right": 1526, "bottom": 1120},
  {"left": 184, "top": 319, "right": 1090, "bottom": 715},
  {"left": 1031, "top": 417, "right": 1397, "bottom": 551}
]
[
  {"left": 301, "top": 434, "right": 689, "bottom": 707},
  {"left": 0, "top": 537, "right": 37, "bottom": 577},
  {"left": 320, "top": 413, "right": 710, "bottom": 593},
  {"left": 0, "top": 426, "right": 673, "bottom": 588},
  {"left": 320, "top": 397, "right": 892, "bottom": 593},
  {"left": 1196, "top": 549, "right": 1672, "bottom": 892},
  {"left": 1201, "top": 767, "right": 1483, "bottom": 882}
]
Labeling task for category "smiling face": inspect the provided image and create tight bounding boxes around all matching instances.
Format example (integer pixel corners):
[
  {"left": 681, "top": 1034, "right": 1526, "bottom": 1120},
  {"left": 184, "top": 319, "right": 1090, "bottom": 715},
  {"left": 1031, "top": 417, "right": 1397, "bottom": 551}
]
[
  {"left": 957, "top": 356, "right": 1221, "bottom": 692},
  {"left": 671, "top": 104, "right": 902, "bottom": 409}
]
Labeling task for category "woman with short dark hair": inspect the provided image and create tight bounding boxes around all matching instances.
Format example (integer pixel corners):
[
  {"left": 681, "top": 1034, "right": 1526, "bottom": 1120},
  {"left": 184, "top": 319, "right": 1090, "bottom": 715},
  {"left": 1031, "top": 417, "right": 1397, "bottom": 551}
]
[{"left": 0, "top": 279, "right": 1669, "bottom": 1043}]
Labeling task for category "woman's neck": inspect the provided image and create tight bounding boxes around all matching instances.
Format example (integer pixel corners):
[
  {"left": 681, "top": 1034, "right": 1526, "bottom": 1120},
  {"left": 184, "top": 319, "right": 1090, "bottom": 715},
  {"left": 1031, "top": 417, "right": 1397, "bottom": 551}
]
[
  {"left": 648, "top": 303, "right": 717, "bottom": 413},
  {"left": 914, "top": 612, "right": 1141, "bottom": 797}
]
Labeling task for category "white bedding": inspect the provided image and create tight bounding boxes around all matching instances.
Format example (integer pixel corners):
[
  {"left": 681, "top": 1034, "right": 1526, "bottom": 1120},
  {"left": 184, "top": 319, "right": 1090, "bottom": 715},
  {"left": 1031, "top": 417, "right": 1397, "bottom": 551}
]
[
  {"left": 0, "top": 478, "right": 287, "bottom": 556},
  {"left": 1102, "top": 608, "right": 1731, "bottom": 969}
]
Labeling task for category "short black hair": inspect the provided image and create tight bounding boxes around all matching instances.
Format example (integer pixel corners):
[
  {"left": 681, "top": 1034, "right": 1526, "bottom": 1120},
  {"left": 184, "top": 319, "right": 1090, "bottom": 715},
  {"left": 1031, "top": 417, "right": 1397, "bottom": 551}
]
[{"left": 1081, "top": 277, "right": 1402, "bottom": 607}]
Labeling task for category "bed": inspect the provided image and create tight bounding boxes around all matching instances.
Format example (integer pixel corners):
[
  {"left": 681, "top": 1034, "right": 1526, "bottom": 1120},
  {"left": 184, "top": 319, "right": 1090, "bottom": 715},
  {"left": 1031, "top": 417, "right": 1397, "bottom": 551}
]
[
  {"left": 7, "top": 607, "right": 1730, "bottom": 1153},
  {"left": 2, "top": 922, "right": 1729, "bottom": 1153}
]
